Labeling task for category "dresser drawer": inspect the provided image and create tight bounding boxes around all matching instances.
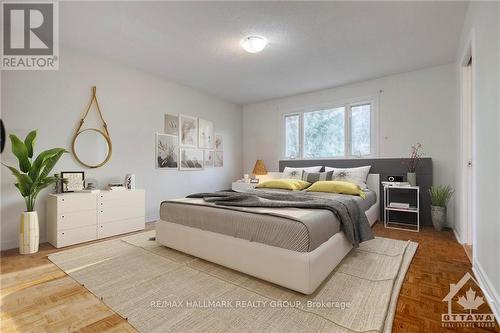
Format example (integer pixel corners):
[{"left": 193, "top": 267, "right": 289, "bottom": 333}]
[
  {"left": 98, "top": 200, "right": 145, "bottom": 223},
  {"left": 57, "top": 210, "right": 97, "bottom": 230},
  {"left": 58, "top": 194, "right": 96, "bottom": 213},
  {"left": 98, "top": 190, "right": 144, "bottom": 202},
  {"left": 57, "top": 225, "right": 97, "bottom": 247},
  {"left": 98, "top": 217, "right": 145, "bottom": 239}
]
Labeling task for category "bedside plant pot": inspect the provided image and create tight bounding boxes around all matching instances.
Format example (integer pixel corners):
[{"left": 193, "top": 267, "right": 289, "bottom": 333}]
[
  {"left": 407, "top": 172, "right": 417, "bottom": 186},
  {"left": 19, "top": 211, "right": 39, "bottom": 254},
  {"left": 431, "top": 206, "right": 446, "bottom": 231}
]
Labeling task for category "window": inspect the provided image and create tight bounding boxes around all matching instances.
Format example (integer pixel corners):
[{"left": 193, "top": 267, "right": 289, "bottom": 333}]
[
  {"left": 284, "top": 101, "right": 375, "bottom": 159},
  {"left": 304, "top": 107, "right": 345, "bottom": 158},
  {"left": 284, "top": 114, "right": 300, "bottom": 159}
]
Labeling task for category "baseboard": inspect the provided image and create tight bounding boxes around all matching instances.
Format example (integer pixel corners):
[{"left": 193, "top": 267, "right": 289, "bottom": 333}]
[
  {"left": 452, "top": 227, "right": 463, "bottom": 244},
  {"left": 146, "top": 215, "right": 159, "bottom": 223},
  {"left": 473, "top": 259, "right": 500, "bottom": 322}
]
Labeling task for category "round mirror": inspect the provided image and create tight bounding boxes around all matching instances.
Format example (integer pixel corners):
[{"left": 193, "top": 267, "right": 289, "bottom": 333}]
[{"left": 72, "top": 128, "right": 112, "bottom": 168}]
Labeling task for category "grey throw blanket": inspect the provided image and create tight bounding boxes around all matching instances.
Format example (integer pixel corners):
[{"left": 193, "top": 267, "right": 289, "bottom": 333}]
[{"left": 187, "top": 190, "right": 374, "bottom": 247}]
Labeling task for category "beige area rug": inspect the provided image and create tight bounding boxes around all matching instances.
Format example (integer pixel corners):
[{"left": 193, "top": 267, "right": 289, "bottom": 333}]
[{"left": 48, "top": 231, "right": 417, "bottom": 333}]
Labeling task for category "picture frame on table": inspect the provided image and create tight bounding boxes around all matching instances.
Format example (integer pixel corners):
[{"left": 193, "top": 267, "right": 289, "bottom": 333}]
[{"left": 60, "top": 171, "right": 85, "bottom": 192}]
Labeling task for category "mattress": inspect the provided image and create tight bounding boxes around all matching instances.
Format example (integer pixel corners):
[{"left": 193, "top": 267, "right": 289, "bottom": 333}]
[{"left": 160, "top": 190, "right": 376, "bottom": 253}]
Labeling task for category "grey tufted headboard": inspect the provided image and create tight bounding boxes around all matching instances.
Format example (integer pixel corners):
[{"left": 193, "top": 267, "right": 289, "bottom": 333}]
[{"left": 279, "top": 158, "right": 433, "bottom": 226}]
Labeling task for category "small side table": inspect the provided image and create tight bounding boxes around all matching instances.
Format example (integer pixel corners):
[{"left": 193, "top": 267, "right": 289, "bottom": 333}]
[
  {"left": 383, "top": 185, "right": 420, "bottom": 232},
  {"left": 232, "top": 181, "right": 258, "bottom": 192}
]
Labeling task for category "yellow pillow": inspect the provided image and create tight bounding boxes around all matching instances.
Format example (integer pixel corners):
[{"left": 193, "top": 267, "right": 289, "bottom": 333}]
[
  {"left": 256, "top": 179, "right": 311, "bottom": 191},
  {"left": 306, "top": 181, "right": 366, "bottom": 199}
]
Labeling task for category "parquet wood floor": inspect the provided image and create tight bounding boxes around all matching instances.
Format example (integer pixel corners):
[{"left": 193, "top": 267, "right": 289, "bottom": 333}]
[{"left": 1, "top": 222, "right": 498, "bottom": 332}]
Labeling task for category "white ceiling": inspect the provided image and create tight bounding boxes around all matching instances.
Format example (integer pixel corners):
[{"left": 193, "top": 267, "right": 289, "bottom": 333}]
[{"left": 60, "top": 1, "right": 468, "bottom": 105}]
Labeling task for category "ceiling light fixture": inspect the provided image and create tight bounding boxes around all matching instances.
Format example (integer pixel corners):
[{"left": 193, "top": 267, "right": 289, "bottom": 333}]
[{"left": 240, "top": 36, "right": 268, "bottom": 53}]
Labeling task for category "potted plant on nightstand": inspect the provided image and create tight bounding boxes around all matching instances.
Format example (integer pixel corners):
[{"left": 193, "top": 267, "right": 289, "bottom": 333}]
[
  {"left": 428, "top": 185, "right": 455, "bottom": 231},
  {"left": 402, "top": 143, "right": 424, "bottom": 186},
  {"left": 2, "top": 130, "right": 67, "bottom": 254}
]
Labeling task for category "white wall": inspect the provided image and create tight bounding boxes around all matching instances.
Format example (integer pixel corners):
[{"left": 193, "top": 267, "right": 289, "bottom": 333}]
[
  {"left": 455, "top": 1, "right": 500, "bottom": 318},
  {"left": 1, "top": 47, "right": 243, "bottom": 250},
  {"left": 243, "top": 63, "right": 458, "bottom": 220}
]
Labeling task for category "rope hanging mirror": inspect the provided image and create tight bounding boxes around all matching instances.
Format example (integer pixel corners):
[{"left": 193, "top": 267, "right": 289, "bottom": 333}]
[{"left": 72, "top": 86, "right": 112, "bottom": 168}]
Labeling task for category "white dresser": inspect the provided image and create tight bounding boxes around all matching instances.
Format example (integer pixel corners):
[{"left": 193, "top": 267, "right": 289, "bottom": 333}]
[{"left": 47, "top": 190, "right": 145, "bottom": 248}]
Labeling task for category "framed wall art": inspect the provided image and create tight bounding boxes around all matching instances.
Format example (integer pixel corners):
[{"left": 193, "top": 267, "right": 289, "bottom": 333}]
[
  {"left": 198, "top": 118, "right": 214, "bottom": 149},
  {"left": 164, "top": 113, "right": 179, "bottom": 136},
  {"left": 180, "top": 148, "right": 204, "bottom": 170},
  {"left": 156, "top": 133, "right": 178, "bottom": 169},
  {"left": 179, "top": 114, "right": 198, "bottom": 147}
]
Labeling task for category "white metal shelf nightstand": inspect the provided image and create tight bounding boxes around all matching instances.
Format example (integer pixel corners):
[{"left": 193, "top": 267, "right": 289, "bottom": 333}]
[{"left": 383, "top": 184, "right": 420, "bottom": 232}]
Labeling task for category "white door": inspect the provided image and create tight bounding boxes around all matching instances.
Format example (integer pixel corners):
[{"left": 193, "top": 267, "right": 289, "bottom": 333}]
[{"left": 462, "top": 57, "right": 473, "bottom": 247}]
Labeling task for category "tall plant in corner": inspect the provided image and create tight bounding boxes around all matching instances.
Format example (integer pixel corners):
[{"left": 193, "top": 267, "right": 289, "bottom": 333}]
[{"left": 2, "top": 130, "right": 67, "bottom": 254}]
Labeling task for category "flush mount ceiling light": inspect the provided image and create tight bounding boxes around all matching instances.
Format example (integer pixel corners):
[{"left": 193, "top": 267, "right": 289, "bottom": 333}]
[{"left": 240, "top": 36, "right": 268, "bottom": 53}]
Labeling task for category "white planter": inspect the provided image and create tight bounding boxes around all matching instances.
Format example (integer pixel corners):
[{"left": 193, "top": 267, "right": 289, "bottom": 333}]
[{"left": 20, "top": 211, "right": 39, "bottom": 254}]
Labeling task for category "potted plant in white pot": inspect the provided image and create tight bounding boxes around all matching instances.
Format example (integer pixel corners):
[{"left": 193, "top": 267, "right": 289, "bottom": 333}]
[
  {"left": 428, "top": 185, "right": 454, "bottom": 231},
  {"left": 2, "top": 130, "right": 66, "bottom": 254}
]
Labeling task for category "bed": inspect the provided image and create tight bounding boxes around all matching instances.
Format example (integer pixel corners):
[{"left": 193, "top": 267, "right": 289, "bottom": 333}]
[{"left": 156, "top": 174, "right": 380, "bottom": 294}]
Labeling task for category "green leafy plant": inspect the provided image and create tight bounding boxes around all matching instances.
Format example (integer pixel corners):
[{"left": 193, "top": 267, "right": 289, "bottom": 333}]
[
  {"left": 2, "top": 130, "right": 67, "bottom": 212},
  {"left": 428, "top": 185, "right": 455, "bottom": 207}
]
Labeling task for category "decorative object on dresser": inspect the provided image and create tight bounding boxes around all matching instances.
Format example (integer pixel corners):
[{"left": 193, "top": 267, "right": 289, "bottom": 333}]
[
  {"left": 179, "top": 114, "right": 198, "bottom": 147},
  {"left": 72, "top": 86, "right": 112, "bottom": 168},
  {"left": 156, "top": 133, "right": 178, "bottom": 168},
  {"left": 180, "top": 148, "right": 203, "bottom": 170},
  {"left": 401, "top": 142, "right": 424, "bottom": 186},
  {"left": 61, "top": 171, "right": 85, "bottom": 192},
  {"left": 46, "top": 189, "right": 145, "bottom": 248},
  {"left": 2, "top": 130, "right": 67, "bottom": 254},
  {"left": 124, "top": 173, "right": 136, "bottom": 190},
  {"left": 252, "top": 159, "right": 267, "bottom": 179},
  {"left": 429, "top": 185, "right": 455, "bottom": 231},
  {"left": 384, "top": 184, "right": 420, "bottom": 232},
  {"left": 164, "top": 113, "right": 179, "bottom": 136},
  {"left": 108, "top": 183, "right": 126, "bottom": 191}
]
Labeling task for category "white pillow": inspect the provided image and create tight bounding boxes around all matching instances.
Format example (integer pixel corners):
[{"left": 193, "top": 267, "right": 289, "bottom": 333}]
[
  {"left": 283, "top": 166, "right": 322, "bottom": 179},
  {"left": 324, "top": 166, "right": 371, "bottom": 189}
]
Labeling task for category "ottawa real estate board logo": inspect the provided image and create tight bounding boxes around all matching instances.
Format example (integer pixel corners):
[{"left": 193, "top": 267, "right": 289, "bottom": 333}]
[
  {"left": 1, "top": 1, "right": 59, "bottom": 70},
  {"left": 442, "top": 272, "right": 497, "bottom": 328}
]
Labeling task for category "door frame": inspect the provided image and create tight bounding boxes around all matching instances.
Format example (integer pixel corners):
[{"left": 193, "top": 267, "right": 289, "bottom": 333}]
[{"left": 459, "top": 30, "right": 476, "bottom": 259}]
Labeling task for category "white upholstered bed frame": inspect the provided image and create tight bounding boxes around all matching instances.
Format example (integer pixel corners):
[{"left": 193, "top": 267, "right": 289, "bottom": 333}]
[{"left": 156, "top": 174, "right": 380, "bottom": 294}]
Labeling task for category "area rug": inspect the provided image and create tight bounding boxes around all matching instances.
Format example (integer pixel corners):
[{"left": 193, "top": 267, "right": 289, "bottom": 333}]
[{"left": 48, "top": 231, "right": 417, "bottom": 333}]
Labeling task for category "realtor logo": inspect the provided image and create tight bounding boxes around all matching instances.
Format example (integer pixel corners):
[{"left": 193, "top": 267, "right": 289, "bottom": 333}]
[
  {"left": 1, "top": 1, "right": 59, "bottom": 70},
  {"left": 442, "top": 272, "right": 497, "bottom": 328}
]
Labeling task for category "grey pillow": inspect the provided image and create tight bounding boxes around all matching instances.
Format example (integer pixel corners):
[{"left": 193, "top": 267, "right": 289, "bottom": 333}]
[{"left": 302, "top": 171, "right": 334, "bottom": 183}]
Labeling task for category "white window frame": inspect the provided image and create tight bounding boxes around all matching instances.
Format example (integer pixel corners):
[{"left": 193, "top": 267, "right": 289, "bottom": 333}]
[{"left": 282, "top": 96, "right": 379, "bottom": 160}]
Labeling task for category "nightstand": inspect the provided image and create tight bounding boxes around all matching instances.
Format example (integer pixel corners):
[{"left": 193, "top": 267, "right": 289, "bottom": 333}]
[
  {"left": 231, "top": 181, "right": 258, "bottom": 192},
  {"left": 383, "top": 185, "right": 420, "bottom": 232}
]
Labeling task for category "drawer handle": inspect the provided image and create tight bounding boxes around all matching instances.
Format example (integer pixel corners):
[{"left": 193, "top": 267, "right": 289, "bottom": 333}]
[
  {"left": 62, "top": 232, "right": 65, "bottom": 235},
  {"left": 62, "top": 199, "right": 65, "bottom": 202}
]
